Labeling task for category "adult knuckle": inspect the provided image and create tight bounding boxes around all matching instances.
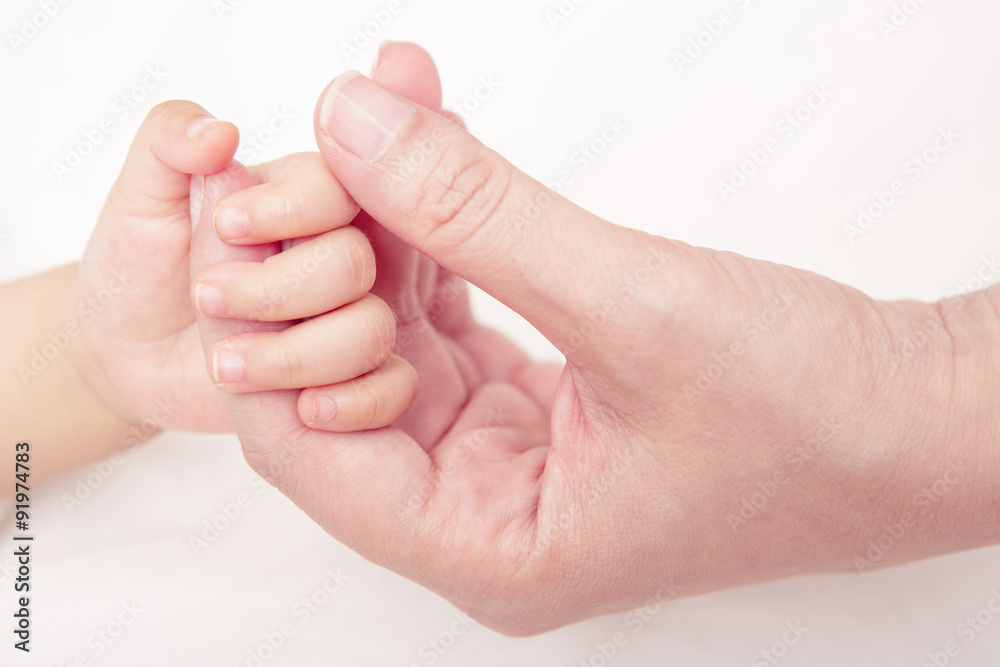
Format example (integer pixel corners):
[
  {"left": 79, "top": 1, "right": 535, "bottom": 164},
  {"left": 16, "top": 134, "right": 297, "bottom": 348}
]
[{"left": 412, "top": 143, "right": 512, "bottom": 256}]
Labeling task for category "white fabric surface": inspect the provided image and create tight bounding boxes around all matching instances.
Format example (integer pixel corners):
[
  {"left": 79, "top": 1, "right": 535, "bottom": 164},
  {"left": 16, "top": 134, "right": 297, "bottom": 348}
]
[{"left": 3, "top": 0, "right": 1000, "bottom": 664}]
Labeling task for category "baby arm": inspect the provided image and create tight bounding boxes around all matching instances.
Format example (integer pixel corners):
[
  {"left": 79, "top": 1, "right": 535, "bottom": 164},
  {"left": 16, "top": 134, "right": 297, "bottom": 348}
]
[{"left": 2, "top": 102, "right": 238, "bottom": 491}]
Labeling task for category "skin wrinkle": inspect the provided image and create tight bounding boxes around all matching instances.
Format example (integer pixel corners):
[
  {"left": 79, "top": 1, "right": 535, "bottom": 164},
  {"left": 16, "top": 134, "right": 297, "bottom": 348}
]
[
  {"left": 415, "top": 148, "right": 512, "bottom": 265},
  {"left": 933, "top": 298, "right": 960, "bottom": 412},
  {"left": 340, "top": 230, "right": 377, "bottom": 293}
]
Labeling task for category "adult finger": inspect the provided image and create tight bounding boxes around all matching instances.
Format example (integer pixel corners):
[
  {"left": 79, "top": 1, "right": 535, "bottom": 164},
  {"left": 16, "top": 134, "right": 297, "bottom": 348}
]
[{"left": 312, "top": 72, "right": 669, "bottom": 355}]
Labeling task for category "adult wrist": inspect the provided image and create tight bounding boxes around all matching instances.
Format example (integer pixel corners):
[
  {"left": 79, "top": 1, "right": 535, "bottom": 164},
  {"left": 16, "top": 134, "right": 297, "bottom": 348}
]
[{"left": 849, "top": 292, "right": 1000, "bottom": 572}]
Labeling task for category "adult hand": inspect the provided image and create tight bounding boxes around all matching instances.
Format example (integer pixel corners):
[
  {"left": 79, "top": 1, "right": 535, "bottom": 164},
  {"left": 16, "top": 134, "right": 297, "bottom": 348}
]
[{"left": 196, "top": 43, "right": 1000, "bottom": 634}]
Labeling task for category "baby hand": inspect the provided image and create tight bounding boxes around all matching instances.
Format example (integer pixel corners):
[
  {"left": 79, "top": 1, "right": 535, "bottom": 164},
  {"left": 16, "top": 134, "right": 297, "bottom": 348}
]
[
  {"left": 64, "top": 101, "right": 241, "bottom": 436},
  {"left": 190, "top": 154, "right": 418, "bottom": 431}
]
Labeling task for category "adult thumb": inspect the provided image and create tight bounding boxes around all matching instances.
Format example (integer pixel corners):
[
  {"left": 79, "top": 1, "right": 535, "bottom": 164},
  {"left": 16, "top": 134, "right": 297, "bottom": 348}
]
[{"left": 313, "top": 71, "right": 658, "bottom": 356}]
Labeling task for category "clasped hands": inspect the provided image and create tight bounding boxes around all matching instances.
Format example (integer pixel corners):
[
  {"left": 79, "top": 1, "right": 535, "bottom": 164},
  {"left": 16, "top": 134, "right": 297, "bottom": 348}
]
[{"left": 66, "top": 42, "right": 1000, "bottom": 634}]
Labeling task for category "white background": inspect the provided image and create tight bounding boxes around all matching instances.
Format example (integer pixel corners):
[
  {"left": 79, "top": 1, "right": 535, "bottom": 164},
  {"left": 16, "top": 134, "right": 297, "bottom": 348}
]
[{"left": 3, "top": 0, "right": 1000, "bottom": 665}]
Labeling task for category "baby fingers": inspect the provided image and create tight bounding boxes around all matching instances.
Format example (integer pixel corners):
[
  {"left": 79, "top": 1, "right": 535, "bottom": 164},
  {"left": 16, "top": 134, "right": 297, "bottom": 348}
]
[
  {"left": 212, "top": 152, "right": 360, "bottom": 244},
  {"left": 208, "top": 294, "right": 396, "bottom": 392},
  {"left": 192, "top": 226, "right": 375, "bottom": 322},
  {"left": 298, "top": 354, "right": 419, "bottom": 431}
]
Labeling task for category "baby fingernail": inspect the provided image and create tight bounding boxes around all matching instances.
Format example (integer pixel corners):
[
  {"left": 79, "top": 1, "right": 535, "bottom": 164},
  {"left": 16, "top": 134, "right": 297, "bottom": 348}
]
[
  {"left": 195, "top": 283, "right": 226, "bottom": 316},
  {"left": 213, "top": 349, "right": 245, "bottom": 384},
  {"left": 319, "top": 71, "right": 414, "bottom": 161},
  {"left": 312, "top": 396, "right": 337, "bottom": 423},
  {"left": 214, "top": 206, "right": 248, "bottom": 241},
  {"left": 186, "top": 116, "right": 227, "bottom": 141}
]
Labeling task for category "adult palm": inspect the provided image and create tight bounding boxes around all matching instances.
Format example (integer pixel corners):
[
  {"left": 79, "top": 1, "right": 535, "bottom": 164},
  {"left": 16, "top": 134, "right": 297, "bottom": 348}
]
[{"left": 193, "top": 43, "right": 999, "bottom": 636}]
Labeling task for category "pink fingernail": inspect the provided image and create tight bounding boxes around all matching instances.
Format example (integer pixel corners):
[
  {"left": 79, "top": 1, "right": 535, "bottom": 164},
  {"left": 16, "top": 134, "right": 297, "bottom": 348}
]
[
  {"left": 186, "top": 116, "right": 226, "bottom": 141},
  {"left": 213, "top": 349, "right": 245, "bottom": 384},
  {"left": 195, "top": 283, "right": 226, "bottom": 316},
  {"left": 214, "top": 206, "right": 248, "bottom": 241},
  {"left": 312, "top": 396, "right": 337, "bottom": 423},
  {"left": 318, "top": 71, "right": 415, "bottom": 160}
]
